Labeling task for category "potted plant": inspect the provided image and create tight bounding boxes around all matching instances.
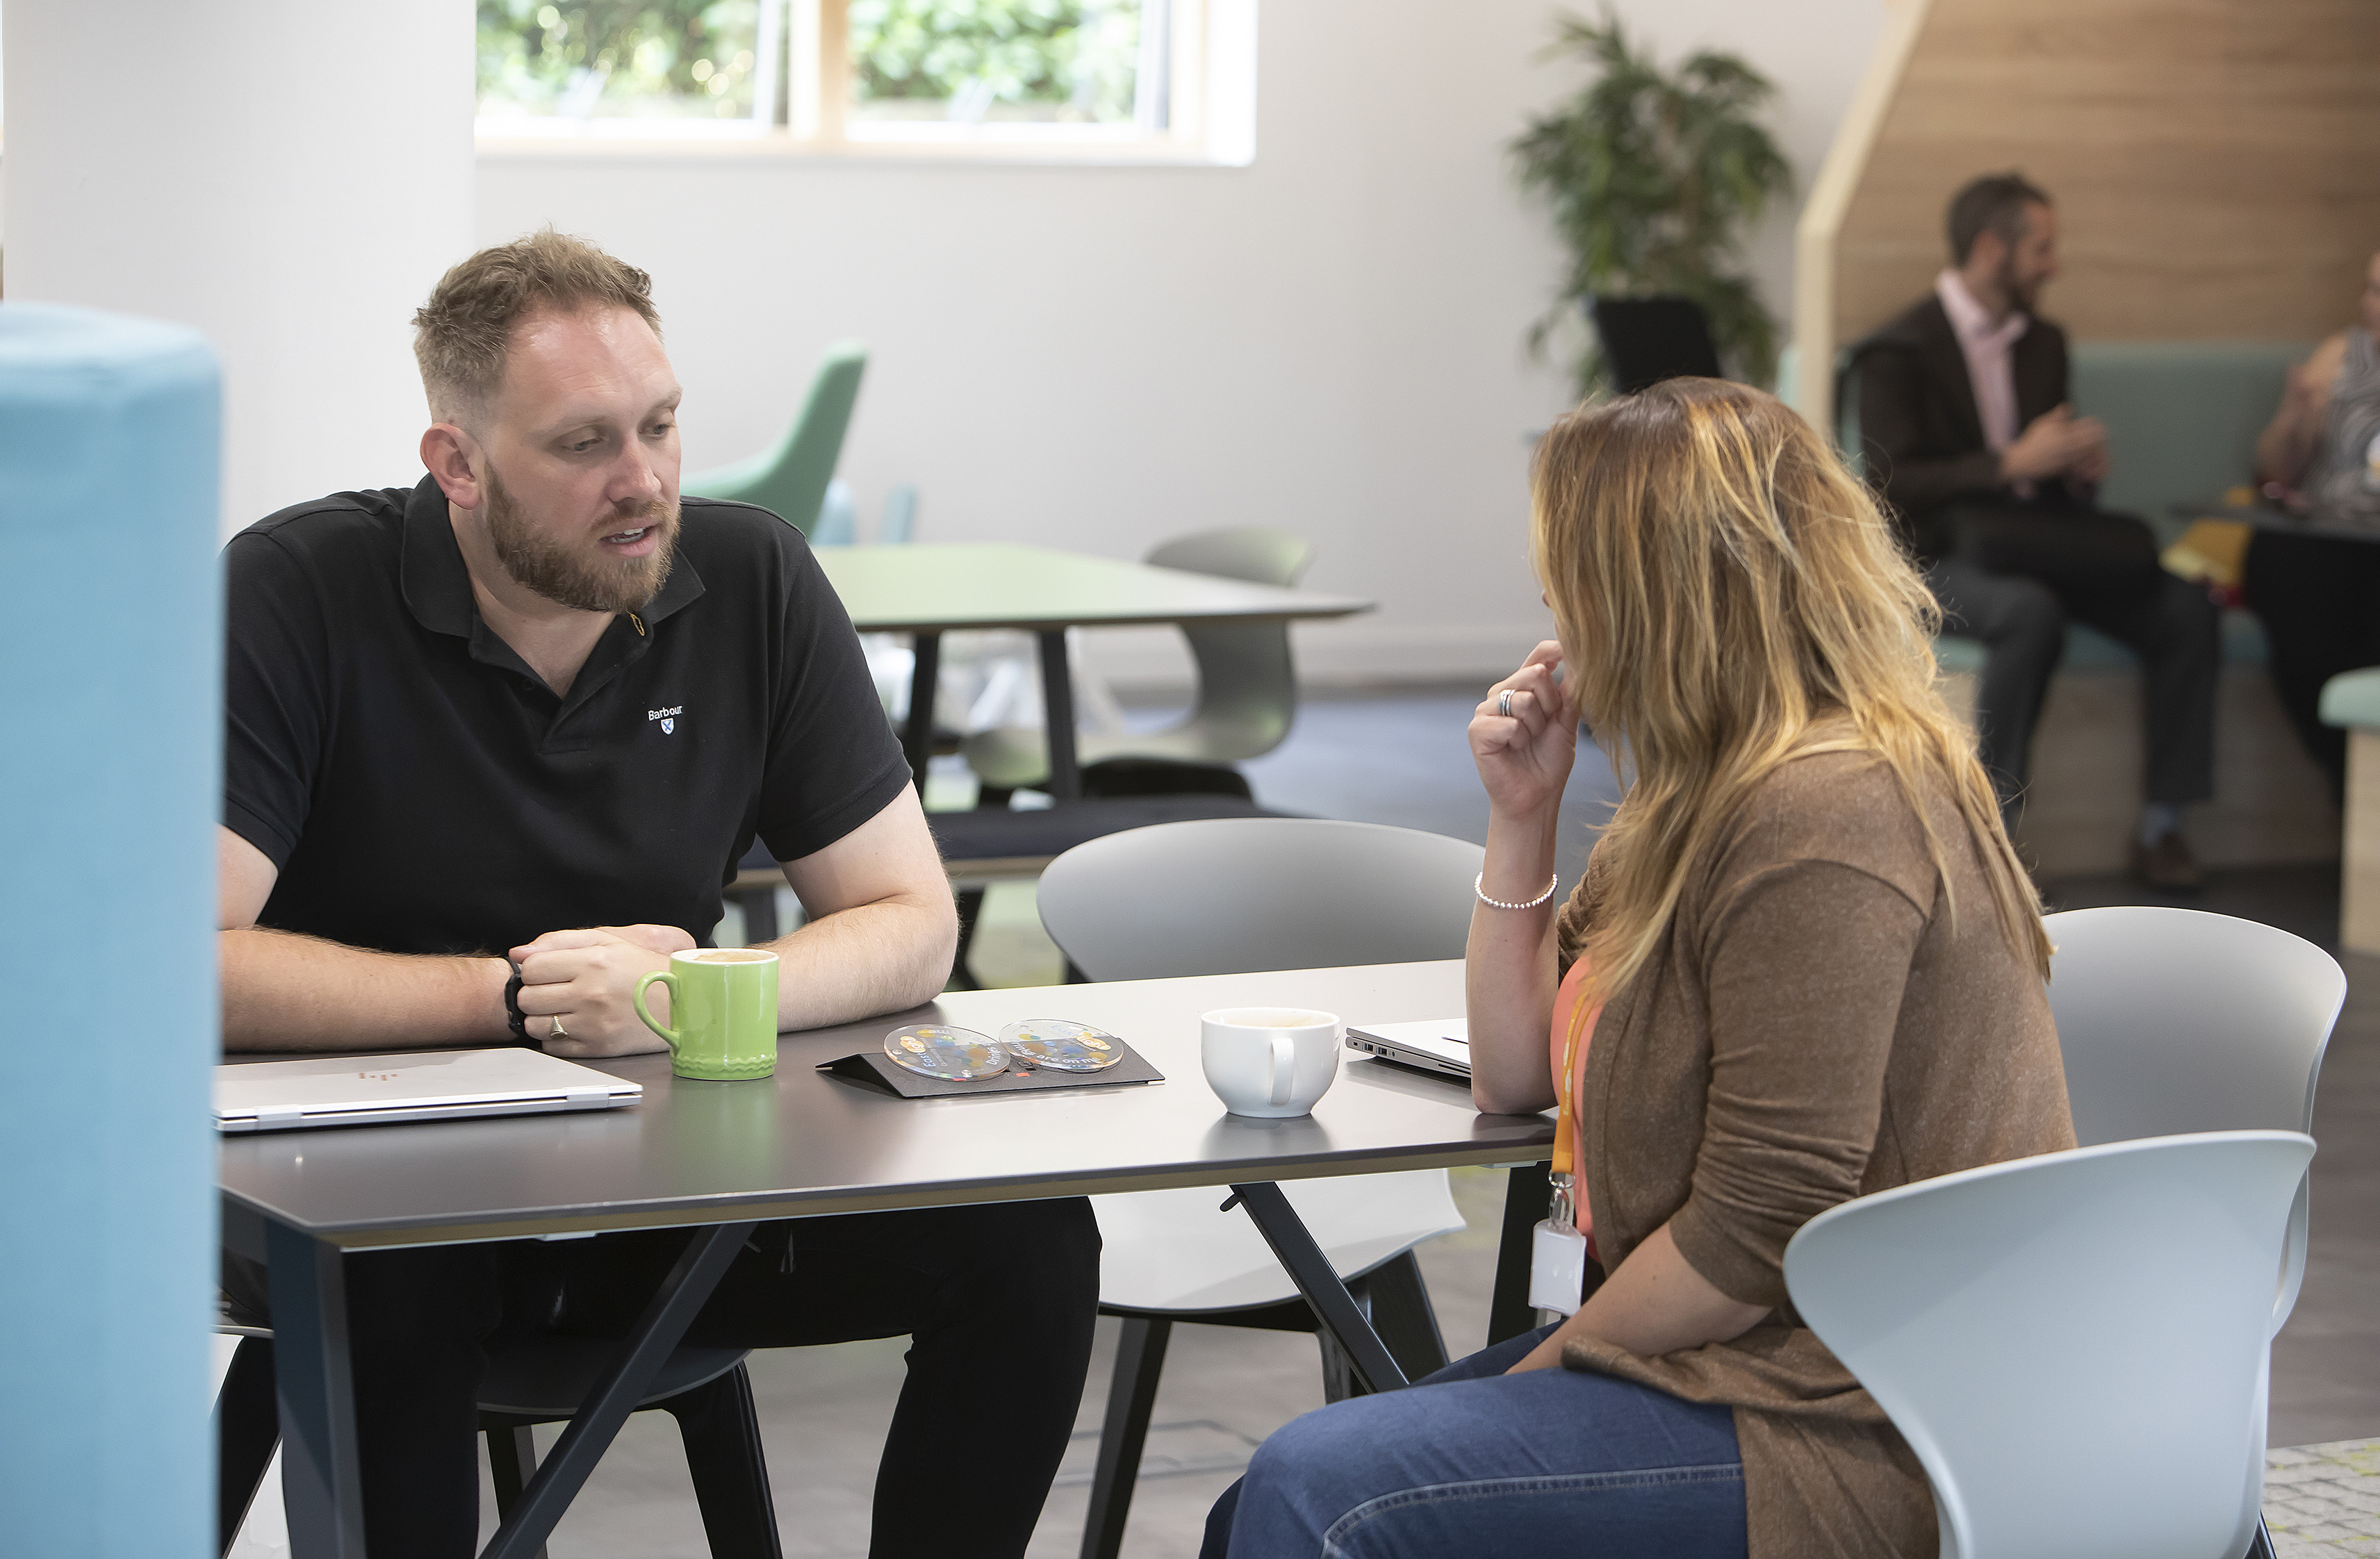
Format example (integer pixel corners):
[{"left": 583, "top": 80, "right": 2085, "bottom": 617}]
[{"left": 1511, "top": 11, "right": 1794, "bottom": 397}]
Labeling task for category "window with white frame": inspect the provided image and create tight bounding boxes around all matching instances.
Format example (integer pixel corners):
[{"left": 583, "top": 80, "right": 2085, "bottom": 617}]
[{"left": 475, "top": 0, "right": 1247, "bottom": 158}]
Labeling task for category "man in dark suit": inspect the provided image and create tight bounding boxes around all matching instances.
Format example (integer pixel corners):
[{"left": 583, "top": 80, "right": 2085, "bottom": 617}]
[{"left": 1859, "top": 172, "right": 2219, "bottom": 888}]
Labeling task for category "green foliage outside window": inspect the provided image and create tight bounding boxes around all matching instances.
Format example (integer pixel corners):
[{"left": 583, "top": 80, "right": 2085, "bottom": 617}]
[
  {"left": 849, "top": 0, "right": 1141, "bottom": 123},
  {"left": 1510, "top": 11, "right": 1794, "bottom": 396},
  {"left": 475, "top": 0, "right": 1144, "bottom": 126},
  {"left": 477, "top": 0, "right": 764, "bottom": 120}
]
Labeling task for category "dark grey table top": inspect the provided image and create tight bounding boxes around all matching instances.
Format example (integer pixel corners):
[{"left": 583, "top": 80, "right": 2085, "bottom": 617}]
[
  {"left": 814, "top": 543, "right": 1374, "bottom": 634},
  {"left": 220, "top": 962, "right": 1552, "bottom": 1251}
]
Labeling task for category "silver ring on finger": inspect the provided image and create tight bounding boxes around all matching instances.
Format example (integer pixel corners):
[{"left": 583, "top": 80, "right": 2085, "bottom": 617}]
[
  {"left": 548, "top": 1015, "right": 570, "bottom": 1041},
  {"left": 1497, "top": 690, "right": 1514, "bottom": 718}
]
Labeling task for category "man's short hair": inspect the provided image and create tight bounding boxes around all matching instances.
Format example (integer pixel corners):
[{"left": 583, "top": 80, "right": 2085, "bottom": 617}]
[
  {"left": 1945, "top": 173, "right": 2052, "bottom": 265},
  {"left": 411, "top": 229, "right": 662, "bottom": 424}
]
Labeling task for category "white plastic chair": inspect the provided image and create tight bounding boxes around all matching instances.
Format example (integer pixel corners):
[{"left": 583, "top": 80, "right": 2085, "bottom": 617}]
[
  {"left": 962, "top": 527, "right": 1316, "bottom": 793},
  {"left": 2043, "top": 906, "right": 2345, "bottom": 1329},
  {"left": 1785, "top": 1130, "right": 2314, "bottom": 1559},
  {"left": 1037, "top": 818, "right": 1483, "bottom": 1559},
  {"left": 1037, "top": 816, "right": 1485, "bottom": 980}
]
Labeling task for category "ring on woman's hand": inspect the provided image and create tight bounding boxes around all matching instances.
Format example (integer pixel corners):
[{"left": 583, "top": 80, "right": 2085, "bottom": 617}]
[
  {"left": 1497, "top": 690, "right": 1514, "bottom": 718},
  {"left": 548, "top": 1015, "right": 570, "bottom": 1041}
]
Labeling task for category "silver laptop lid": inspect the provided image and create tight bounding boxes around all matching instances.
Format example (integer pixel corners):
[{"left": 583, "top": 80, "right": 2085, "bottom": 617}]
[{"left": 216, "top": 1048, "right": 642, "bottom": 1132}]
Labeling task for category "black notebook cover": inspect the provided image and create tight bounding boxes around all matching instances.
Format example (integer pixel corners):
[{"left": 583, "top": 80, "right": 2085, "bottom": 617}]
[{"left": 819, "top": 1040, "right": 1166, "bottom": 1099}]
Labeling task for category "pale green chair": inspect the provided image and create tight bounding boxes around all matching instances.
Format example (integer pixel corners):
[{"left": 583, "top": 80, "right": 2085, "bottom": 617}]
[
  {"left": 961, "top": 527, "right": 1315, "bottom": 791},
  {"left": 682, "top": 340, "right": 867, "bottom": 536}
]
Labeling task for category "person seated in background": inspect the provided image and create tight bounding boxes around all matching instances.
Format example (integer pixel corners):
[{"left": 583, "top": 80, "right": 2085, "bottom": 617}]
[
  {"left": 1859, "top": 172, "right": 2220, "bottom": 889},
  {"left": 218, "top": 230, "right": 1097, "bottom": 1558},
  {"left": 1199, "top": 379, "right": 2075, "bottom": 1559},
  {"left": 2240, "top": 247, "right": 2380, "bottom": 795}
]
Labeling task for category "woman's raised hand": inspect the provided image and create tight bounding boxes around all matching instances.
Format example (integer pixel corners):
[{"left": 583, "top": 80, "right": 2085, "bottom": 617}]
[{"left": 1470, "top": 642, "right": 1577, "bottom": 820}]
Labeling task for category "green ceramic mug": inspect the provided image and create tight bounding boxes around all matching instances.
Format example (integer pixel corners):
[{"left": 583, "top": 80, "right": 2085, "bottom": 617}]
[{"left": 633, "top": 948, "right": 780, "bottom": 1080}]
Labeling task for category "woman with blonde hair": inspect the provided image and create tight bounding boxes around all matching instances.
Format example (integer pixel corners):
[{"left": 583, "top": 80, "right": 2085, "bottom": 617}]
[{"left": 1204, "top": 378, "right": 2075, "bottom": 1559}]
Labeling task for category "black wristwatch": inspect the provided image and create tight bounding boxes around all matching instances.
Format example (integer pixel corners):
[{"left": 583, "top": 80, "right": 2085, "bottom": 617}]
[{"left": 503, "top": 958, "right": 539, "bottom": 1048}]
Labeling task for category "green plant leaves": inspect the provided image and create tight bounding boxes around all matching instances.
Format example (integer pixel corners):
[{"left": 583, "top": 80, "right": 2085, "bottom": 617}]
[{"left": 1511, "top": 9, "right": 1794, "bottom": 397}]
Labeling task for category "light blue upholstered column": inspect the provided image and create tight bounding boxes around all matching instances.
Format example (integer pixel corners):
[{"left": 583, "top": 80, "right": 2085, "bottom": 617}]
[{"left": 0, "top": 304, "right": 220, "bottom": 1557}]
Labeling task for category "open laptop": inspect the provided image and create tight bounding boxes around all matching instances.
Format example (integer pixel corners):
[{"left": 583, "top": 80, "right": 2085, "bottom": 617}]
[
  {"left": 215, "top": 1048, "right": 642, "bottom": 1133},
  {"left": 1345, "top": 1018, "right": 1470, "bottom": 1080}
]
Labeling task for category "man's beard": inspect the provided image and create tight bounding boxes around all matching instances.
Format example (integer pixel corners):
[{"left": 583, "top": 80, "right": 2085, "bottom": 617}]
[
  {"left": 483, "top": 461, "right": 678, "bottom": 614},
  {"left": 1997, "top": 251, "right": 2042, "bottom": 315}
]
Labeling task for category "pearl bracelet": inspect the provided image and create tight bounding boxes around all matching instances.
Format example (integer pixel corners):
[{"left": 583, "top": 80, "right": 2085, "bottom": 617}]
[{"left": 1475, "top": 871, "right": 1559, "bottom": 911}]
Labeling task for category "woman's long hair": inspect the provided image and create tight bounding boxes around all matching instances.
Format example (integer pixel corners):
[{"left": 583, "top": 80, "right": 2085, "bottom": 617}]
[{"left": 1534, "top": 377, "right": 2049, "bottom": 1004}]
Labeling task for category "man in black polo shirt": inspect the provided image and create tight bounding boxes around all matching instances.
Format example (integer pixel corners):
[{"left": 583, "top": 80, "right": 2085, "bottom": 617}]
[{"left": 219, "top": 231, "right": 1099, "bottom": 1557}]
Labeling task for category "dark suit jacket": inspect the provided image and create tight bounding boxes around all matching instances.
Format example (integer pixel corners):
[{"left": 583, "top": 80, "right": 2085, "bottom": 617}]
[{"left": 1855, "top": 293, "right": 2072, "bottom": 554}]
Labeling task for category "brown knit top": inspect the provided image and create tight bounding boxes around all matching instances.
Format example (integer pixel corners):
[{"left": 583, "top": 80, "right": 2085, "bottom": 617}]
[{"left": 1553, "top": 748, "right": 2074, "bottom": 1559}]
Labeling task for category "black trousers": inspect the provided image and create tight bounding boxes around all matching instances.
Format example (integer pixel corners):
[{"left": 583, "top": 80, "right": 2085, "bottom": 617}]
[
  {"left": 224, "top": 1197, "right": 1102, "bottom": 1558},
  {"left": 2242, "top": 526, "right": 2380, "bottom": 801},
  {"left": 1923, "top": 502, "right": 2219, "bottom": 820}
]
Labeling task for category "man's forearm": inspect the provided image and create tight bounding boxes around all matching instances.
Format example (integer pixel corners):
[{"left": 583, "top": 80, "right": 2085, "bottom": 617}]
[
  {"left": 222, "top": 926, "right": 512, "bottom": 1052},
  {"left": 762, "top": 891, "right": 958, "bottom": 1031}
]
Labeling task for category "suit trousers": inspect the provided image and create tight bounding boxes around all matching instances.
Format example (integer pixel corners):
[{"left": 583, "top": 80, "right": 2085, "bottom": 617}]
[
  {"left": 1924, "top": 503, "right": 2219, "bottom": 821},
  {"left": 2242, "top": 525, "right": 2380, "bottom": 801},
  {"left": 223, "top": 1196, "right": 1102, "bottom": 1558}
]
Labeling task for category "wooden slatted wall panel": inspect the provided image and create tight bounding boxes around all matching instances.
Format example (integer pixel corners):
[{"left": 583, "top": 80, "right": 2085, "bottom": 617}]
[{"left": 1831, "top": 0, "right": 2380, "bottom": 346}]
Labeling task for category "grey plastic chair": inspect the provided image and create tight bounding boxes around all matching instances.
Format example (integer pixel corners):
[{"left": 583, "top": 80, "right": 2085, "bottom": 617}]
[
  {"left": 1037, "top": 816, "right": 1484, "bottom": 1559},
  {"left": 1037, "top": 816, "right": 1482, "bottom": 980},
  {"left": 1787, "top": 1131, "right": 2313, "bottom": 1559},
  {"left": 2042, "top": 906, "right": 2345, "bottom": 1328},
  {"left": 962, "top": 526, "right": 1315, "bottom": 791}
]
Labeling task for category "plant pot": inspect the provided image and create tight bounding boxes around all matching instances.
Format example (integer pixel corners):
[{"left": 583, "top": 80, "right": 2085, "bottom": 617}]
[{"left": 1589, "top": 295, "right": 1723, "bottom": 394}]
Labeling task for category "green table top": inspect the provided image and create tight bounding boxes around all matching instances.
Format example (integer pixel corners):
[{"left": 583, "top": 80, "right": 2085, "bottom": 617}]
[{"left": 814, "top": 543, "right": 1374, "bottom": 634}]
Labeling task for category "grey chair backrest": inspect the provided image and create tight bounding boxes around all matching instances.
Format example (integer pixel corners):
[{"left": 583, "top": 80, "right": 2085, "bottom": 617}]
[
  {"left": 1787, "top": 1130, "right": 2313, "bottom": 1559},
  {"left": 2042, "top": 905, "right": 2345, "bottom": 1329},
  {"left": 2044, "top": 907, "right": 2342, "bottom": 1144},
  {"left": 1037, "top": 817, "right": 1484, "bottom": 981},
  {"left": 1144, "top": 527, "right": 1316, "bottom": 758}
]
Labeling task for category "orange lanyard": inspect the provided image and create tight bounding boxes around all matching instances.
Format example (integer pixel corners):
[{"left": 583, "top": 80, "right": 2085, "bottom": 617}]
[{"left": 1552, "top": 970, "right": 1598, "bottom": 1185}]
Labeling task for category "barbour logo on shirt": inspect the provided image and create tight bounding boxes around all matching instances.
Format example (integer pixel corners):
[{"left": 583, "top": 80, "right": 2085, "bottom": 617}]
[{"left": 648, "top": 705, "right": 683, "bottom": 734}]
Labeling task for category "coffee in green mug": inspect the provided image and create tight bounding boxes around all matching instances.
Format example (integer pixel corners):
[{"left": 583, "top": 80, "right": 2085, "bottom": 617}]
[{"left": 634, "top": 948, "right": 780, "bottom": 1080}]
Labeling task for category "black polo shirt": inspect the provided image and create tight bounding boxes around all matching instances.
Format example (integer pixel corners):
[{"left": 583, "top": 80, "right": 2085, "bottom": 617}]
[{"left": 222, "top": 474, "right": 910, "bottom": 957}]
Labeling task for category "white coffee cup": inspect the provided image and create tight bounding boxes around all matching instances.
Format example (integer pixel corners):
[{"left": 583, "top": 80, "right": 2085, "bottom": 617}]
[{"left": 1201, "top": 1007, "right": 1342, "bottom": 1118}]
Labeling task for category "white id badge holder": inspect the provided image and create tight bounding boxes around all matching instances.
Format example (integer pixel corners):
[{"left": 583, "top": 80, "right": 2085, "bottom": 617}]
[{"left": 1528, "top": 1173, "right": 1588, "bottom": 1314}]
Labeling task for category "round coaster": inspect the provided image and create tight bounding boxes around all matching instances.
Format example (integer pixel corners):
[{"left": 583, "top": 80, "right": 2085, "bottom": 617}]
[
  {"left": 883, "top": 1024, "right": 1011, "bottom": 1081},
  {"left": 998, "top": 1019, "right": 1125, "bottom": 1072}
]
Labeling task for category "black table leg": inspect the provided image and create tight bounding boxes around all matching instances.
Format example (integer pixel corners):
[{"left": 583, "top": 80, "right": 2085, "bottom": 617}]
[
  {"left": 480, "top": 1221, "right": 757, "bottom": 1559},
  {"left": 1488, "top": 1162, "right": 1551, "bottom": 1346},
  {"left": 1229, "top": 1183, "right": 1409, "bottom": 1394},
  {"left": 903, "top": 631, "right": 942, "bottom": 789},
  {"left": 266, "top": 1219, "right": 366, "bottom": 1559},
  {"left": 1035, "top": 627, "right": 1083, "bottom": 802}
]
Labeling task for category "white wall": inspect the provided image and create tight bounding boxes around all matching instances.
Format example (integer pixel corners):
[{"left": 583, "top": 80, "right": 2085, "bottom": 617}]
[
  {"left": 1, "top": 0, "right": 475, "bottom": 537},
  {"left": 1, "top": 0, "right": 1878, "bottom": 672},
  {"left": 478, "top": 0, "right": 1879, "bottom": 687}
]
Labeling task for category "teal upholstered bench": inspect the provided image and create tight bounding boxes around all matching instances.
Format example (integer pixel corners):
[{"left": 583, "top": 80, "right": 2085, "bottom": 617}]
[
  {"left": 1784, "top": 338, "right": 2337, "bottom": 874},
  {"left": 2320, "top": 669, "right": 2380, "bottom": 950}
]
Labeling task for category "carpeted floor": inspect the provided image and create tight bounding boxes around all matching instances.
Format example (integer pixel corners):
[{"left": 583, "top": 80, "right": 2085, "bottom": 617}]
[{"left": 2267, "top": 1440, "right": 2380, "bottom": 1556}]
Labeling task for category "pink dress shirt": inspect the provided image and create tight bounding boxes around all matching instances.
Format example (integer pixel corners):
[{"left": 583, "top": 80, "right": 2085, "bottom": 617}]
[{"left": 1935, "top": 268, "right": 2031, "bottom": 493}]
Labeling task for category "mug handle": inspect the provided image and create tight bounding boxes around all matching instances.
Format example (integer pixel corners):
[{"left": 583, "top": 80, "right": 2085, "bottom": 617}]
[
  {"left": 632, "top": 971, "right": 682, "bottom": 1053},
  {"left": 1267, "top": 1032, "right": 1295, "bottom": 1107}
]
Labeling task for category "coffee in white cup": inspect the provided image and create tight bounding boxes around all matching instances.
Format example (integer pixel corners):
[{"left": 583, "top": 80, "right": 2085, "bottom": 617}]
[{"left": 1201, "top": 1007, "right": 1341, "bottom": 1118}]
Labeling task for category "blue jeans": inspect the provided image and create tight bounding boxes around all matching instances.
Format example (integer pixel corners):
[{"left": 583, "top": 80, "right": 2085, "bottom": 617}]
[{"left": 1204, "top": 1325, "right": 1747, "bottom": 1558}]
